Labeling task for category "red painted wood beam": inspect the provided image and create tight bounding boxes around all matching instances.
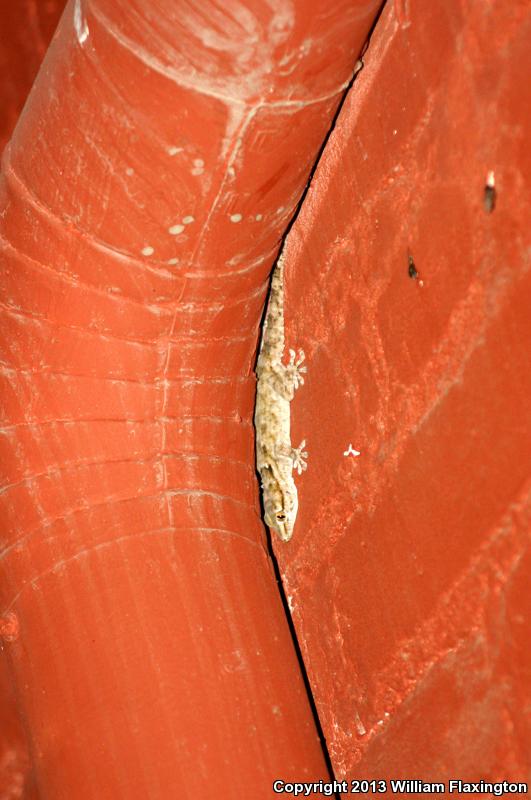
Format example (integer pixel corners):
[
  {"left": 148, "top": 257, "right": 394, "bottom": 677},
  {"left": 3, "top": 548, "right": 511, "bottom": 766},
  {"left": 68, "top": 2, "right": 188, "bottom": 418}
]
[
  {"left": 278, "top": 0, "right": 531, "bottom": 783},
  {"left": 0, "top": 3, "right": 67, "bottom": 795},
  {"left": 0, "top": 0, "right": 380, "bottom": 796}
]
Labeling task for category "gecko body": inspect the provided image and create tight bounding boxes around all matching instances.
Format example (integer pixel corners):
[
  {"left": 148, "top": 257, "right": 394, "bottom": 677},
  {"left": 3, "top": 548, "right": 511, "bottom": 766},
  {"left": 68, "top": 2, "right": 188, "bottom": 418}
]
[{"left": 254, "top": 251, "right": 307, "bottom": 542}]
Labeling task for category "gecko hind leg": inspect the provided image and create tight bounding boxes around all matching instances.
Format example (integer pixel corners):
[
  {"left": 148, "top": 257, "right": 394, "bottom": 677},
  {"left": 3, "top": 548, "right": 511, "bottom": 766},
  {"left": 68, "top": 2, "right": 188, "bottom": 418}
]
[{"left": 291, "top": 439, "right": 308, "bottom": 475}]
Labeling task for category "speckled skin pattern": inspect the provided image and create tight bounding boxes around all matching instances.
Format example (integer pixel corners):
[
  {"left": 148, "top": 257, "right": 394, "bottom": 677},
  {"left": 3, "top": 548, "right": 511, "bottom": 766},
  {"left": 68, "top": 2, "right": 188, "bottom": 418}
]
[{"left": 254, "top": 251, "right": 307, "bottom": 541}]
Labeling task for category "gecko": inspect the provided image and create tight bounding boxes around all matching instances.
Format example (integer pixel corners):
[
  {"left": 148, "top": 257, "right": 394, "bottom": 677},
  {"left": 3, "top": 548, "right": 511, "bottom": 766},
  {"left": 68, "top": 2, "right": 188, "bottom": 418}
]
[{"left": 254, "top": 248, "right": 308, "bottom": 542}]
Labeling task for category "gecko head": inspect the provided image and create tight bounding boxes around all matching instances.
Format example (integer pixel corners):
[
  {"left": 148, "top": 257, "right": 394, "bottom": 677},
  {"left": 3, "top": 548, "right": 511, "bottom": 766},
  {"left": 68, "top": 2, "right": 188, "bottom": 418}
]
[{"left": 264, "top": 491, "right": 298, "bottom": 542}]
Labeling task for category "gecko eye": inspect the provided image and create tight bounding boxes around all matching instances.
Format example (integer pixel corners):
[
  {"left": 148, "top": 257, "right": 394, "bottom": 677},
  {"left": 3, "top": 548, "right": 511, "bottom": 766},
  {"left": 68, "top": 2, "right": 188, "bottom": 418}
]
[{"left": 276, "top": 511, "right": 286, "bottom": 522}]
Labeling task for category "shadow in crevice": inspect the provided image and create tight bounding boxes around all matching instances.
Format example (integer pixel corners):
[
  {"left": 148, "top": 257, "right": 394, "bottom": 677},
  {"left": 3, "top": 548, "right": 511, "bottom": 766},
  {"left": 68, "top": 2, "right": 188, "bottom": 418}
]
[{"left": 254, "top": 3, "right": 387, "bottom": 796}]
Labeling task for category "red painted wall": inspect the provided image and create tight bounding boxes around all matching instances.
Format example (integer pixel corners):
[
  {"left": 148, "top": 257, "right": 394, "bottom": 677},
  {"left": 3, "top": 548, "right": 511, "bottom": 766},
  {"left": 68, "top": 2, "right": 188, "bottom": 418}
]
[
  {"left": 279, "top": 0, "right": 531, "bottom": 784},
  {"left": 0, "top": 0, "right": 67, "bottom": 155}
]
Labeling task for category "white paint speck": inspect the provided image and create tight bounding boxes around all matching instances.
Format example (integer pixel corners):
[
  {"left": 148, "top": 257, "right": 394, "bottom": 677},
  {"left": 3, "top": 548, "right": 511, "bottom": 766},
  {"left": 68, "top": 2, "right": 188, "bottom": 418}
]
[
  {"left": 125, "top": 167, "right": 134, "bottom": 176},
  {"left": 167, "top": 146, "right": 183, "bottom": 156},
  {"left": 191, "top": 157, "right": 205, "bottom": 176},
  {"left": 230, "top": 213, "right": 242, "bottom": 223},
  {"left": 228, "top": 167, "right": 236, "bottom": 178},
  {"left": 167, "top": 258, "right": 179, "bottom": 265},
  {"left": 343, "top": 444, "right": 361, "bottom": 457},
  {"left": 255, "top": 214, "right": 263, "bottom": 222},
  {"left": 141, "top": 246, "right": 154, "bottom": 256},
  {"left": 486, "top": 169, "right": 495, "bottom": 188},
  {"left": 182, "top": 216, "right": 194, "bottom": 225},
  {"left": 168, "top": 224, "right": 185, "bottom": 235},
  {"left": 74, "top": 0, "right": 89, "bottom": 45},
  {"left": 393, "top": 129, "right": 398, "bottom": 135},
  {"left": 277, "top": 206, "right": 285, "bottom": 214}
]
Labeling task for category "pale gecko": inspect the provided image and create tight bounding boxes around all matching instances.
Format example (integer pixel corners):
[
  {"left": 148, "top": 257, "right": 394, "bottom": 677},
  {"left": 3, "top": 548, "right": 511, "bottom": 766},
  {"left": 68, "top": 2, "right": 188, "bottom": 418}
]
[{"left": 254, "top": 249, "right": 307, "bottom": 541}]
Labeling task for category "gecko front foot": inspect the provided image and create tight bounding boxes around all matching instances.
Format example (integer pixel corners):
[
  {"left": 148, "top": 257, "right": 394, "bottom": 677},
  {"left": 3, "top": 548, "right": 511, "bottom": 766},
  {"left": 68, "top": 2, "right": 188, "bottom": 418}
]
[
  {"left": 291, "top": 439, "right": 308, "bottom": 475},
  {"left": 286, "top": 348, "right": 307, "bottom": 390}
]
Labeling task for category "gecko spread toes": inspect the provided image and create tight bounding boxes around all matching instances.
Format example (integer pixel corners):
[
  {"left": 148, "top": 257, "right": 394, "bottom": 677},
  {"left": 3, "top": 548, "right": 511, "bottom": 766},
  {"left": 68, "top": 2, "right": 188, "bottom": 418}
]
[
  {"left": 286, "top": 348, "right": 307, "bottom": 390},
  {"left": 291, "top": 440, "right": 308, "bottom": 475}
]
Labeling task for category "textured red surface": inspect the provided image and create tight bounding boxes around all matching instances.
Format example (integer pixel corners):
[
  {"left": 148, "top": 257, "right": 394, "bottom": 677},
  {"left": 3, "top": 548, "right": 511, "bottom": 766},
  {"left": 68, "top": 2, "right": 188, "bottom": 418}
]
[
  {"left": 0, "top": 3, "right": 67, "bottom": 795},
  {"left": 279, "top": 0, "right": 531, "bottom": 783},
  {"left": 0, "top": 0, "right": 381, "bottom": 797}
]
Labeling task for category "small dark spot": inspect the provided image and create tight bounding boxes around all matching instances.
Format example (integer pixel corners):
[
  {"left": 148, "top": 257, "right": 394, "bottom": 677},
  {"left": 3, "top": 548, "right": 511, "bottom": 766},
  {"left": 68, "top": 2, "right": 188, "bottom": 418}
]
[
  {"left": 408, "top": 254, "right": 418, "bottom": 279},
  {"left": 484, "top": 185, "right": 496, "bottom": 213},
  {"left": 484, "top": 170, "right": 496, "bottom": 213}
]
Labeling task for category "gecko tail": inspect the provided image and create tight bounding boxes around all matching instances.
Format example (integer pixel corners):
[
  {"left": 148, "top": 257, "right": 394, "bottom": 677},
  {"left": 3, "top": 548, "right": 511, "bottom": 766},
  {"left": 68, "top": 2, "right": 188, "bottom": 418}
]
[
  {"left": 258, "top": 247, "right": 286, "bottom": 360},
  {"left": 270, "top": 249, "right": 285, "bottom": 295}
]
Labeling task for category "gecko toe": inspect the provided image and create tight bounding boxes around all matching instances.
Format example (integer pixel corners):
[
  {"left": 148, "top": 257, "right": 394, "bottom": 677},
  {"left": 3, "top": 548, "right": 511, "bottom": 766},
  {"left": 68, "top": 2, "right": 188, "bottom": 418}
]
[{"left": 292, "top": 440, "right": 308, "bottom": 474}]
